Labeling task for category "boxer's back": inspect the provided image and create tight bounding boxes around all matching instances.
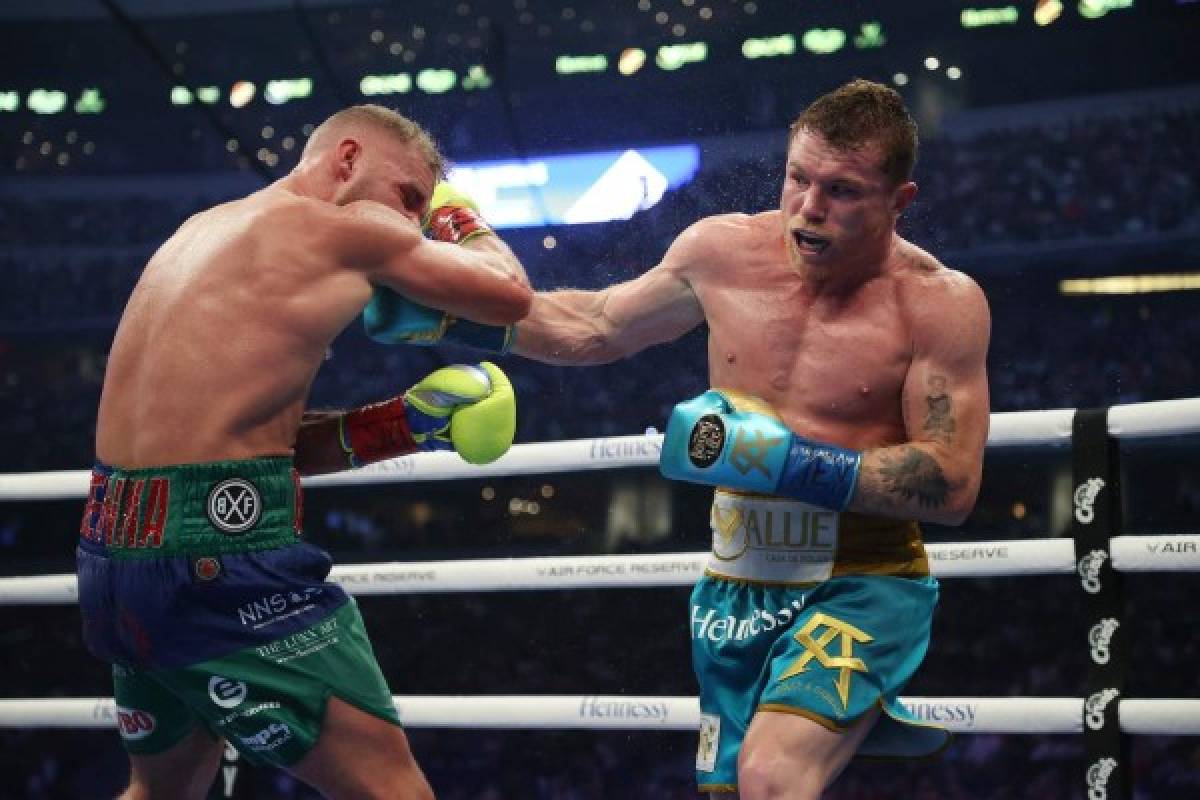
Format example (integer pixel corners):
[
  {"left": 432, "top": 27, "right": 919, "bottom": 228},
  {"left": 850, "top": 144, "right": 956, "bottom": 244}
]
[{"left": 96, "top": 187, "right": 371, "bottom": 468}]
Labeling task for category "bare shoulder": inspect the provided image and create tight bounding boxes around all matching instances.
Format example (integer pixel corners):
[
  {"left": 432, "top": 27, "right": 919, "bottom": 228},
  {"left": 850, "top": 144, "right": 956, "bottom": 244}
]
[
  {"left": 893, "top": 239, "right": 990, "bottom": 347},
  {"left": 895, "top": 240, "right": 987, "bottom": 307},
  {"left": 667, "top": 211, "right": 774, "bottom": 271},
  {"left": 684, "top": 210, "right": 774, "bottom": 242},
  {"left": 249, "top": 188, "right": 345, "bottom": 231},
  {"left": 246, "top": 188, "right": 392, "bottom": 232},
  {"left": 254, "top": 192, "right": 420, "bottom": 268}
]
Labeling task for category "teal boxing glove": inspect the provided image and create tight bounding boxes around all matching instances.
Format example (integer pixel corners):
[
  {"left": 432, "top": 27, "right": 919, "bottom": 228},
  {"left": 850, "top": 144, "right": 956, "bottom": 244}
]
[
  {"left": 659, "top": 388, "right": 862, "bottom": 511},
  {"left": 363, "top": 180, "right": 513, "bottom": 351},
  {"left": 363, "top": 289, "right": 513, "bottom": 353}
]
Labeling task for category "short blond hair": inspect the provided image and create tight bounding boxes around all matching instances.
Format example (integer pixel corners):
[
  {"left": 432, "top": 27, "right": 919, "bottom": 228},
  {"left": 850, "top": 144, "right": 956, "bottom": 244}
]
[{"left": 306, "top": 104, "right": 445, "bottom": 179}]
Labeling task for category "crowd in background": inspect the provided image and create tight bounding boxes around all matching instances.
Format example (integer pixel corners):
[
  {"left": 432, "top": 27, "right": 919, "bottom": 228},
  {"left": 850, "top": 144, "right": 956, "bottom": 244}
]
[
  {"left": 1, "top": 103, "right": 1199, "bottom": 797},
  {"left": 3, "top": 106, "right": 1200, "bottom": 473}
]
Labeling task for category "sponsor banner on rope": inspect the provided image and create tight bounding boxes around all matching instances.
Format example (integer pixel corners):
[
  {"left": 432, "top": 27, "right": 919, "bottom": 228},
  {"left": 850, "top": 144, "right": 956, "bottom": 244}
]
[
  {"left": 899, "top": 700, "right": 979, "bottom": 729},
  {"left": 926, "top": 544, "right": 1012, "bottom": 562},
  {"left": 92, "top": 698, "right": 117, "bottom": 723},
  {"left": 925, "top": 540, "right": 1077, "bottom": 575},
  {"left": 330, "top": 568, "right": 439, "bottom": 588},
  {"left": 578, "top": 696, "right": 671, "bottom": 725},
  {"left": 589, "top": 436, "right": 662, "bottom": 462},
  {"left": 1112, "top": 535, "right": 1200, "bottom": 571},
  {"left": 329, "top": 556, "right": 704, "bottom": 593},
  {"left": 1137, "top": 538, "right": 1198, "bottom": 556},
  {"left": 537, "top": 558, "right": 703, "bottom": 581},
  {"left": 349, "top": 455, "right": 418, "bottom": 477}
]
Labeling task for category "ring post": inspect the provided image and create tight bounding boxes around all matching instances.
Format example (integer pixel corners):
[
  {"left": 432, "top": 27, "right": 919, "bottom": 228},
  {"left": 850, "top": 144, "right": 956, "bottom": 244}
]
[{"left": 1072, "top": 408, "right": 1130, "bottom": 800}]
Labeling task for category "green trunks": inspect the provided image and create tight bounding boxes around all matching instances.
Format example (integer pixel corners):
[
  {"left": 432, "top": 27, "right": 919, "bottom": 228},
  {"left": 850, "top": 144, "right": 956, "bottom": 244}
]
[{"left": 77, "top": 457, "right": 400, "bottom": 767}]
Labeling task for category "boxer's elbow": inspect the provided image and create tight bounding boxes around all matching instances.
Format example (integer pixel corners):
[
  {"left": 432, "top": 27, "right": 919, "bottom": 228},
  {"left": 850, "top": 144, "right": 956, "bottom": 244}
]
[
  {"left": 577, "top": 330, "right": 625, "bottom": 364},
  {"left": 513, "top": 289, "right": 634, "bottom": 365},
  {"left": 498, "top": 279, "right": 534, "bottom": 323},
  {"left": 937, "top": 468, "right": 982, "bottom": 526},
  {"left": 474, "top": 278, "right": 533, "bottom": 326}
]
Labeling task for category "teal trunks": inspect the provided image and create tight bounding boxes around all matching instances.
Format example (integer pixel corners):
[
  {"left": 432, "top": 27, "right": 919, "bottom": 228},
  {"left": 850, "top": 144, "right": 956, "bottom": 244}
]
[
  {"left": 692, "top": 490, "right": 950, "bottom": 793},
  {"left": 77, "top": 457, "right": 401, "bottom": 768}
]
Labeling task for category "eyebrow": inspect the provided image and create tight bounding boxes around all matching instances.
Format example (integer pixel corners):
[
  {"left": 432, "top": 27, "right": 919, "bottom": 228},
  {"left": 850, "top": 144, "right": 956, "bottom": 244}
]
[{"left": 787, "top": 164, "right": 862, "bottom": 184}]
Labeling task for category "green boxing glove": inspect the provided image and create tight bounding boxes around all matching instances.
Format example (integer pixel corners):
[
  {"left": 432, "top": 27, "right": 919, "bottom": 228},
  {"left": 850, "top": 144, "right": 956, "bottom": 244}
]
[
  {"left": 405, "top": 361, "right": 516, "bottom": 465},
  {"left": 340, "top": 362, "right": 516, "bottom": 467}
]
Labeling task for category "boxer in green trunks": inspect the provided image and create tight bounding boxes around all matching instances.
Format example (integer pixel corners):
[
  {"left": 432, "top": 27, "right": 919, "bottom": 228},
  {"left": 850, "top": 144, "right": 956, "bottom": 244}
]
[
  {"left": 81, "top": 104, "right": 531, "bottom": 799},
  {"left": 456, "top": 80, "right": 992, "bottom": 798}
]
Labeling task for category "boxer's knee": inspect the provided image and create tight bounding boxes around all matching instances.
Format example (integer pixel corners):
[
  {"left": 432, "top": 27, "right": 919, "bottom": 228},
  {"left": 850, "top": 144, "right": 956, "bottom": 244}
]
[{"left": 737, "top": 743, "right": 824, "bottom": 800}]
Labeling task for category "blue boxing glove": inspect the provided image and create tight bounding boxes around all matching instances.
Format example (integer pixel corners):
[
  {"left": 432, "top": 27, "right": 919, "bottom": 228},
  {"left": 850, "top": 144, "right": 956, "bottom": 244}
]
[
  {"left": 363, "top": 289, "right": 514, "bottom": 353},
  {"left": 659, "top": 389, "right": 862, "bottom": 511},
  {"left": 363, "top": 181, "right": 513, "bottom": 352}
]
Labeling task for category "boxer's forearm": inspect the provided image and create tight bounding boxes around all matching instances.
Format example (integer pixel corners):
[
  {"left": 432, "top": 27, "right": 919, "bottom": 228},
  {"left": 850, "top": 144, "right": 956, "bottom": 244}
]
[
  {"left": 293, "top": 412, "right": 351, "bottom": 476},
  {"left": 463, "top": 234, "right": 530, "bottom": 288},
  {"left": 849, "top": 442, "right": 979, "bottom": 526},
  {"left": 511, "top": 290, "right": 620, "bottom": 365}
]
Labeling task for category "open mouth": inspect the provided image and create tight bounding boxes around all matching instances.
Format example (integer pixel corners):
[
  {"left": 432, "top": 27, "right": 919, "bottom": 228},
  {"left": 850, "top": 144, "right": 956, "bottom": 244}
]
[{"left": 792, "top": 230, "right": 831, "bottom": 255}]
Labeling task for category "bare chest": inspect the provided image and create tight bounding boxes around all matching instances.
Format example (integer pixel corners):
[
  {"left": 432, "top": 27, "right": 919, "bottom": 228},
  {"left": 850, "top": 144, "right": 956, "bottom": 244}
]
[{"left": 700, "top": 281, "right": 912, "bottom": 441}]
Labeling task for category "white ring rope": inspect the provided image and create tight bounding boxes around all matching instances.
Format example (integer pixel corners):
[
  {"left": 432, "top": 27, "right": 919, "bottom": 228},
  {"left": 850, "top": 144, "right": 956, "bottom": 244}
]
[
  {"left": 1, "top": 397, "right": 1199, "bottom": 501},
  {"left": 0, "top": 696, "right": 1197, "bottom": 735},
  {"left": 1, "top": 398, "right": 1197, "bottom": 742},
  {"left": 2, "top": 536, "right": 1197, "bottom": 605}
]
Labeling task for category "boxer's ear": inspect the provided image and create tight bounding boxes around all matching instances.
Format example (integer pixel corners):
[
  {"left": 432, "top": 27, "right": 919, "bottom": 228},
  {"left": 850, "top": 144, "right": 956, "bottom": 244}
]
[
  {"left": 891, "top": 181, "right": 917, "bottom": 215},
  {"left": 334, "top": 138, "right": 362, "bottom": 179}
]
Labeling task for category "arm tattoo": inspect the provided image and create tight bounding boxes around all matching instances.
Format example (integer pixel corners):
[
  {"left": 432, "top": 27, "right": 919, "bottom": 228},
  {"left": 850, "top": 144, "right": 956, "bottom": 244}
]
[
  {"left": 923, "top": 375, "right": 956, "bottom": 445},
  {"left": 875, "top": 446, "right": 950, "bottom": 509}
]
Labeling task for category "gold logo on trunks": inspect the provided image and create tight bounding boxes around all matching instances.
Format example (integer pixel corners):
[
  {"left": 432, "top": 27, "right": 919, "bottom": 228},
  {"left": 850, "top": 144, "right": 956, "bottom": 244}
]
[
  {"left": 779, "top": 612, "right": 873, "bottom": 711},
  {"left": 728, "top": 429, "right": 783, "bottom": 478},
  {"left": 711, "top": 505, "right": 745, "bottom": 559}
]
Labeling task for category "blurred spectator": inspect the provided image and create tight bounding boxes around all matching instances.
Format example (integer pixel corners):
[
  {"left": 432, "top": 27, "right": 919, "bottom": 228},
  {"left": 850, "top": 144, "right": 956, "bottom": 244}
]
[{"left": 1, "top": 104, "right": 1198, "bottom": 798}]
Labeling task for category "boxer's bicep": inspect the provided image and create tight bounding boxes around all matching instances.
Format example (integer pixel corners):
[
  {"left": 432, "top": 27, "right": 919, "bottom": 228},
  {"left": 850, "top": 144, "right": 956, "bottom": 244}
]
[
  {"left": 513, "top": 220, "right": 707, "bottom": 364},
  {"left": 597, "top": 264, "right": 704, "bottom": 358},
  {"left": 853, "top": 275, "right": 990, "bottom": 525},
  {"left": 513, "top": 264, "right": 702, "bottom": 365}
]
